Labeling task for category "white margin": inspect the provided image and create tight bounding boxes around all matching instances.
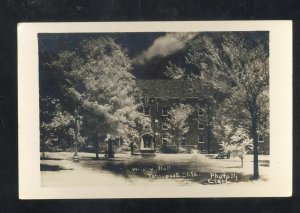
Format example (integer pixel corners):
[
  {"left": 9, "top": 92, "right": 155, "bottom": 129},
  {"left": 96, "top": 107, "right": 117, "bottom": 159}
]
[{"left": 18, "top": 21, "right": 293, "bottom": 199}]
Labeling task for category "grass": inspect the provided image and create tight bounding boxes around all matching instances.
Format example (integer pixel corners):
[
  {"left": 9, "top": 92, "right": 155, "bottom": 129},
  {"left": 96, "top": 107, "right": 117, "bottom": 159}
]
[{"left": 41, "top": 152, "right": 269, "bottom": 187}]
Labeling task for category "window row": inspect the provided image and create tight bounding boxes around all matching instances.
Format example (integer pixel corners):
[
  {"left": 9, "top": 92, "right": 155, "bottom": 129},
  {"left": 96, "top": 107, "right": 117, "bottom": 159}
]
[
  {"left": 161, "top": 135, "right": 264, "bottom": 144},
  {"left": 143, "top": 106, "right": 168, "bottom": 116},
  {"left": 143, "top": 106, "right": 204, "bottom": 117},
  {"left": 158, "top": 121, "right": 204, "bottom": 130},
  {"left": 160, "top": 135, "right": 264, "bottom": 146},
  {"left": 161, "top": 135, "right": 204, "bottom": 144}
]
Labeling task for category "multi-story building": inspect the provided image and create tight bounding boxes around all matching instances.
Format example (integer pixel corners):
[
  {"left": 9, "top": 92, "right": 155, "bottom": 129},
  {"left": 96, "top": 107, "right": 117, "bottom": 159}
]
[
  {"left": 136, "top": 79, "right": 269, "bottom": 155},
  {"left": 136, "top": 79, "right": 219, "bottom": 154}
]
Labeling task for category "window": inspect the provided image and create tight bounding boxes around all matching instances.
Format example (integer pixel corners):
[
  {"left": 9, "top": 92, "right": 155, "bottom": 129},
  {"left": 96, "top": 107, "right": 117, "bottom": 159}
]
[
  {"left": 162, "top": 135, "right": 168, "bottom": 145},
  {"left": 145, "top": 96, "right": 149, "bottom": 105},
  {"left": 162, "top": 122, "right": 168, "bottom": 130},
  {"left": 144, "top": 106, "right": 150, "bottom": 116},
  {"left": 258, "top": 135, "right": 264, "bottom": 143},
  {"left": 162, "top": 107, "right": 168, "bottom": 116},
  {"left": 143, "top": 134, "right": 152, "bottom": 148},
  {"left": 181, "top": 137, "right": 187, "bottom": 145},
  {"left": 198, "top": 121, "right": 204, "bottom": 129},
  {"left": 198, "top": 135, "right": 204, "bottom": 143},
  {"left": 198, "top": 108, "right": 204, "bottom": 116}
]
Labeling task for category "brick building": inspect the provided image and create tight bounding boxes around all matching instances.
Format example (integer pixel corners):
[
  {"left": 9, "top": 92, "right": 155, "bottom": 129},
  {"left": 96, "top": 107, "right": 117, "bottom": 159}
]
[
  {"left": 136, "top": 79, "right": 269, "bottom": 155},
  {"left": 136, "top": 79, "right": 219, "bottom": 153}
]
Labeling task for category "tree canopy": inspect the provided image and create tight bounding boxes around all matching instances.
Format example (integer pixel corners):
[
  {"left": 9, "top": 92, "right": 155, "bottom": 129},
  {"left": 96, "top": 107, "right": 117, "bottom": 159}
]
[
  {"left": 165, "top": 104, "right": 194, "bottom": 149},
  {"left": 165, "top": 32, "right": 269, "bottom": 178},
  {"left": 220, "top": 125, "right": 253, "bottom": 168},
  {"left": 40, "top": 37, "right": 150, "bottom": 154}
]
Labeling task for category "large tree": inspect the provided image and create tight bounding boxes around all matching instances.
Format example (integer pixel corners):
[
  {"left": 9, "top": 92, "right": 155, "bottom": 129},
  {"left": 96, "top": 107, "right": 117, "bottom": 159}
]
[
  {"left": 187, "top": 33, "right": 269, "bottom": 179},
  {"left": 165, "top": 32, "right": 269, "bottom": 179},
  {"left": 42, "top": 37, "right": 149, "bottom": 158},
  {"left": 40, "top": 97, "right": 78, "bottom": 156}
]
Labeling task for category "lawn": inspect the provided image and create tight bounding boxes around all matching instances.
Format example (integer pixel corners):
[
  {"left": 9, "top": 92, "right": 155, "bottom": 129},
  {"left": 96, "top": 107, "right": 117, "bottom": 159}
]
[{"left": 41, "top": 152, "right": 269, "bottom": 187}]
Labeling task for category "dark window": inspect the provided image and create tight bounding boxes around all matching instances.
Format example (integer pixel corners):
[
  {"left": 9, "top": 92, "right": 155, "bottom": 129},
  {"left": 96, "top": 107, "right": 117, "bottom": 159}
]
[
  {"left": 258, "top": 135, "right": 264, "bottom": 143},
  {"left": 162, "top": 107, "right": 168, "bottom": 116},
  {"left": 198, "top": 121, "right": 204, "bottom": 129},
  {"left": 198, "top": 108, "right": 204, "bottom": 116},
  {"left": 198, "top": 135, "right": 204, "bottom": 143},
  {"left": 144, "top": 106, "right": 150, "bottom": 116},
  {"left": 180, "top": 98, "right": 186, "bottom": 104},
  {"left": 143, "top": 134, "right": 152, "bottom": 148},
  {"left": 145, "top": 96, "right": 149, "bottom": 105}
]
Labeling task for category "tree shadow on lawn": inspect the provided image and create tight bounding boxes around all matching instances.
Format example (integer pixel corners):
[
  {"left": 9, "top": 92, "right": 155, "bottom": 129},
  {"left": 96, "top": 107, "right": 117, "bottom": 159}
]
[
  {"left": 259, "top": 160, "right": 270, "bottom": 167},
  {"left": 40, "top": 157, "right": 62, "bottom": 161},
  {"left": 79, "top": 156, "right": 268, "bottom": 185},
  {"left": 225, "top": 160, "right": 270, "bottom": 168},
  {"left": 81, "top": 159, "right": 198, "bottom": 179},
  {"left": 82, "top": 157, "right": 125, "bottom": 161},
  {"left": 79, "top": 158, "right": 242, "bottom": 185},
  {"left": 237, "top": 174, "right": 269, "bottom": 182},
  {"left": 40, "top": 164, "right": 73, "bottom": 171},
  {"left": 226, "top": 166, "right": 242, "bottom": 168}
]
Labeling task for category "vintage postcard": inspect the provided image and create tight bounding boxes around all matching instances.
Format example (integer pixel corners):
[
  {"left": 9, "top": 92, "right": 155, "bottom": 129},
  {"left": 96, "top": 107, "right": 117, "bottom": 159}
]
[{"left": 18, "top": 21, "right": 292, "bottom": 199}]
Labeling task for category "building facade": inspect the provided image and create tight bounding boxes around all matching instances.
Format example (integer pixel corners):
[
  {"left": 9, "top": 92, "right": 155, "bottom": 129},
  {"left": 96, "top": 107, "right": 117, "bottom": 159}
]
[
  {"left": 136, "top": 80, "right": 219, "bottom": 153},
  {"left": 136, "top": 79, "right": 269, "bottom": 154}
]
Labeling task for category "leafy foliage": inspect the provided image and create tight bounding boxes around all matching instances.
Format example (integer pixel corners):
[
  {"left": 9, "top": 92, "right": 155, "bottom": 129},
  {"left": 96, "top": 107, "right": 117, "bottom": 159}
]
[
  {"left": 220, "top": 126, "right": 253, "bottom": 167},
  {"left": 40, "top": 97, "right": 75, "bottom": 148},
  {"left": 164, "top": 61, "right": 186, "bottom": 80},
  {"left": 165, "top": 32, "right": 269, "bottom": 178},
  {"left": 191, "top": 33, "right": 268, "bottom": 178},
  {"left": 165, "top": 104, "right": 194, "bottom": 148},
  {"left": 41, "top": 37, "right": 150, "bottom": 152}
]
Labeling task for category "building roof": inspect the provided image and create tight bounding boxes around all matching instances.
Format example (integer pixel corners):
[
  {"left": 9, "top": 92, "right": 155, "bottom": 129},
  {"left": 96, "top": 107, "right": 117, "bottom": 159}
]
[{"left": 136, "top": 80, "right": 210, "bottom": 98}]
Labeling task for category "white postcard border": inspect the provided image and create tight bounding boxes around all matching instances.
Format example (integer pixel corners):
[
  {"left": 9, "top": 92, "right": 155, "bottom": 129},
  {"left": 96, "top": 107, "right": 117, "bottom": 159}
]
[{"left": 18, "top": 21, "right": 292, "bottom": 199}]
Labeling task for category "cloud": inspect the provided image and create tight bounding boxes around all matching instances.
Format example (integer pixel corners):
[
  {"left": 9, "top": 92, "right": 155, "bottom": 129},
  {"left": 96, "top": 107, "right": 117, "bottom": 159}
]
[{"left": 133, "top": 32, "right": 197, "bottom": 65}]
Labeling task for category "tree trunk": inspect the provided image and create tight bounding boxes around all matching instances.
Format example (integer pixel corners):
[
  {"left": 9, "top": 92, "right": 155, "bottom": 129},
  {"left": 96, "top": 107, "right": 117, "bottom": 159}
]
[
  {"left": 174, "top": 135, "right": 178, "bottom": 153},
  {"left": 241, "top": 156, "right": 243, "bottom": 168},
  {"left": 95, "top": 139, "right": 100, "bottom": 160},
  {"left": 130, "top": 142, "right": 134, "bottom": 155},
  {"left": 250, "top": 104, "right": 259, "bottom": 179}
]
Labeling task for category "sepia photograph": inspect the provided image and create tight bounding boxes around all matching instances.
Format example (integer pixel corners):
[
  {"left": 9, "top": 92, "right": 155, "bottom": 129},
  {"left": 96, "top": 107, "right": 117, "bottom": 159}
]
[{"left": 18, "top": 21, "right": 292, "bottom": 198}]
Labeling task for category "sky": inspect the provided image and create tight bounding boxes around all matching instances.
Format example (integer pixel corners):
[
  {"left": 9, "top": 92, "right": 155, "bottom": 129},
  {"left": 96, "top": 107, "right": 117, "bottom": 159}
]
[
  {"left": 39, "top": 32, "right": 200, "bottom": 79},
  {"left": 38, "top": 31, "right": 268, "bottom": 79}
]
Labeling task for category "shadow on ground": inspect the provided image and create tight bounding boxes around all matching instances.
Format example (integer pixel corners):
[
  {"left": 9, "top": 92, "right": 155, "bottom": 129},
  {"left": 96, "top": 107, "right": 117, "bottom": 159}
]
[
  {"left": 226, "top": 166, "right": 242, "bottom": 168},
  {"left": 40, "top": 157, "right": 62, "bottom": 161},
  {"left": 40, "top": 153, "right": 269, "bottom": 184},
  {"left": 81, "top": 156, "right": 200, "bottom": 179},
  {"left": 259, "top": 160, "right": 270, "bottom": 167},
  {"left": 79, "top": 156, "right": 262, "bottom": 184},
  {"left": 40, "top": 164, "right": 73, "bottom": 171}
]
